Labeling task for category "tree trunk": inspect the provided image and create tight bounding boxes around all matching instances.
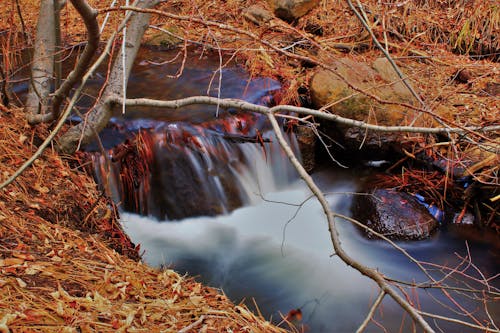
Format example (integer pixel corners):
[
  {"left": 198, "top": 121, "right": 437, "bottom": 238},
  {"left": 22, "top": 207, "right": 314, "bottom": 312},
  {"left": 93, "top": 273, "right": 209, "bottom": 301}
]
[
  {"left": 25, "top": 0, "right": 56, "bottom": 123},
  {"left": 51, "top": 0, "right": 100, "bottom": 120},
  {"left": 58, "top": 0, "right": 160, "bottom": 154}
]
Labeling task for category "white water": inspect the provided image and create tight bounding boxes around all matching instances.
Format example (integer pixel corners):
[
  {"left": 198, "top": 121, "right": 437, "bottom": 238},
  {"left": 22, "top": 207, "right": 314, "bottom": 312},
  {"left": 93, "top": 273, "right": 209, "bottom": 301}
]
[
  {"left": 120, "top": 167, "right": 499, "bottom": 332},
  {"left": 121, "top": 178, "right": 383, "bottom": 332},
  {"left": 85, "top": 50, "right": 498, "bottom": 332}
]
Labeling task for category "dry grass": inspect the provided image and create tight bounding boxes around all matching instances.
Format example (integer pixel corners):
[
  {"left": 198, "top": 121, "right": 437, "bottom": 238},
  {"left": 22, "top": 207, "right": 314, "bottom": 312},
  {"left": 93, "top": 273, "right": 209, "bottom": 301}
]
[{"left": 0, "top": 109, "right": 291, "bottom": 332}]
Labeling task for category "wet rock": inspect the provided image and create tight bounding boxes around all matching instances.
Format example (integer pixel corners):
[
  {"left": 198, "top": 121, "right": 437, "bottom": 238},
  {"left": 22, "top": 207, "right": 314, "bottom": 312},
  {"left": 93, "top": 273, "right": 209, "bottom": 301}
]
[
  {"left": 243, "top": 5, "right": 274, "bottom": 25},
  {"left": 149, "top": 146, "right": 243, "bottom": 220},
  {"left": 296, "top": 125, "right": 316, "bottom": 172},
  {"left": 342, "top": 127, "right": 403, "bottom": 157},
  {"left": 267, "top": 0, "right": 319, "bottom": 22},
  {"left": 452, "top": 212, "right": 475, "bottom": 225},
  {"left": 352, "top": 189, "right": 439, "bottom": 240}
]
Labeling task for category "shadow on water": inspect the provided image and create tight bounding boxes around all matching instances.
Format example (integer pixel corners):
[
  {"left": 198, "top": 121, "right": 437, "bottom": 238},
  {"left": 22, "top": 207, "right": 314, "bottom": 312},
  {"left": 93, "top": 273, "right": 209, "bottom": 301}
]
[{"left": 21, "top": 47, "right": 496, "bottom": 332}]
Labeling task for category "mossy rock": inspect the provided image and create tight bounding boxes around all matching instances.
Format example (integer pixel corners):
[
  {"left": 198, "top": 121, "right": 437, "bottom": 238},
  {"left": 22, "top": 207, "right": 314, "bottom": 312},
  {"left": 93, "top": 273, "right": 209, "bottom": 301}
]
[
  {"left": 310, "top": 58, "right": 416, "bottom": 125},
  {"left": 144, "top": 28, "right": 182, "bottom": 50}
]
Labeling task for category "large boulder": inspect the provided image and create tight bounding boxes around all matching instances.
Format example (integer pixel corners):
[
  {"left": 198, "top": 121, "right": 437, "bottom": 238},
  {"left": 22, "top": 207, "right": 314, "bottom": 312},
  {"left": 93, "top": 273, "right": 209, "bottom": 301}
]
[
  {"left": 309, "top": 58, "right": 417, "bottom": 159},
  {"left": 352, "top": 189, "right": 439, "bottom": 240},
  {"left": 310, "top": 58, "right": 415, "bottom": 124},
  {"left": 267, "top": 0, "right": 319, "bottom": 22}
]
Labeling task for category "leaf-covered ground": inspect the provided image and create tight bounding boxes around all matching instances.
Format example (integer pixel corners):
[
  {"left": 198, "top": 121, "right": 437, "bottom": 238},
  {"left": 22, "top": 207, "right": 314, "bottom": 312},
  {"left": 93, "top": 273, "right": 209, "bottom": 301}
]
[
  {"left": 4, "top": 0, "right": 497, "bottom": 207},
  {"left": 0, "top": 110, "right": 290, "bottom": 332},
  {"left": 0, "top": 0, "right": 498, "bottom": 331}
]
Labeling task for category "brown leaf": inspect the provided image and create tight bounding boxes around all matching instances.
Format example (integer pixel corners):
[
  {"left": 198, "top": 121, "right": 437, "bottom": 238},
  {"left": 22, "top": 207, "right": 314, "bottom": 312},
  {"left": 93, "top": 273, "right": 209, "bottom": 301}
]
[
  {"left": 16, "top": 278, "right": 27, "bottom": 288},
  {"left": 0, "top": 258, "right": 25, "bottom": 266}
]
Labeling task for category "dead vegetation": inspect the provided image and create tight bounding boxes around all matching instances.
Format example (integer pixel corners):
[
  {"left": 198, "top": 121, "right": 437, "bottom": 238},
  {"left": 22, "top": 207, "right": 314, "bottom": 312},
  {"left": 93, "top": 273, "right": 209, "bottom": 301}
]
[
  {"left": 0, "top": 0, "right": 498, "bottom": 330},
  {"left": 0, "top": 109, "right": 291, "bottom": 332}
]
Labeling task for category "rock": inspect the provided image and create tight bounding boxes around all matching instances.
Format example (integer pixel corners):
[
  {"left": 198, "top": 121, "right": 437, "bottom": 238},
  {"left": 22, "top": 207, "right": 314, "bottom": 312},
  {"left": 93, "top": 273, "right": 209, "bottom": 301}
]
[
  {"left": 267, "top": 0, "right": 319, "bottom": 22},
  {"left": 296, "top": 125, "right": 316, "bottom": 172},
  {"left": 304, "top": 22, "right": 323, "bottom": 36},
  {"left": 482, "top": 82, "right": 499, "bottom": 96},
  {"left": 309, "top": 58, "right": 418, "bottom": 160},
  {"left": 144, "top": 28, "right": 182, "bottom": 50},
  {"left": 310, "top": 58, "right": 415, "bottom": 123},
  {"left": 243, "top": 5, "right": 274, "bottom": 25},
  {"left": 452, "top": 212, "right": 475, "bottom": 225},
  {"left": 451, "top": 68, "right": 473, "bottom": 84},
  {"left": 372, "top": 57, "right": 414, "bottom": 100},
  {"left": 342, "top": 127, "right": 402, "bottom": 157},
  {"left": 352, "top": 189, "right": 439, "bottom": 240}
]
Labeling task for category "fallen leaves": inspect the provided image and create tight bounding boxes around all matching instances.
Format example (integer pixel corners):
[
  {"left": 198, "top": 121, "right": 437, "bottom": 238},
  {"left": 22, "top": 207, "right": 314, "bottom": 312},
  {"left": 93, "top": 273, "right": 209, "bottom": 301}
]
[
  {"left": 0, "top": 110, "right": 288, "bottom": 333},
  {"left": 0, "top": 314, "right": 18, "bottom": 333}
]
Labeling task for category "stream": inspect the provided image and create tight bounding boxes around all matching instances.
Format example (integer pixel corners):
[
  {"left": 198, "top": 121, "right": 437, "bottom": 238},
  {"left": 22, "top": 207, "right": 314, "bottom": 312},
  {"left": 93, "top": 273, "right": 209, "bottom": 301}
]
[{"left": 59, "top": 49, "right": 500, "bottom": 332}]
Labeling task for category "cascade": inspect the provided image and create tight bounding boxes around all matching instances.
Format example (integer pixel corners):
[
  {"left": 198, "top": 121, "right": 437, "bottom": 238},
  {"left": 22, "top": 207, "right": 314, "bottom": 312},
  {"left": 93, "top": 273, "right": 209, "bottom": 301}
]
[
  {"left": 86, "top": 53, "right": 300, "bottom": 219},
  {"left": 90, "top": 117, "right": 301, "bottom": 219}
]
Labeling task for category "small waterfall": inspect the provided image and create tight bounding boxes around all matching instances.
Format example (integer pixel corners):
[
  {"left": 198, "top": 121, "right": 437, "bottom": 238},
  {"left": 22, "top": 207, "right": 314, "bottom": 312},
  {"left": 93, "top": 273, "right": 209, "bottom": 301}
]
[{"left": 91, "top": 114, "right": 301, "bottom": 220}]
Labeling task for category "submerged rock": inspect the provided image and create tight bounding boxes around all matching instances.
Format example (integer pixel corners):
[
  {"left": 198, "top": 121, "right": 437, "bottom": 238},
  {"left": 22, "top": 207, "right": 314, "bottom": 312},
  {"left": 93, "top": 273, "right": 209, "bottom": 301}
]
[
  {"left": 267, "top": 0, "right": 319, "bottom": 22},
  {"left": 352, "top": 189, "right": 439, "bottom": 240}
]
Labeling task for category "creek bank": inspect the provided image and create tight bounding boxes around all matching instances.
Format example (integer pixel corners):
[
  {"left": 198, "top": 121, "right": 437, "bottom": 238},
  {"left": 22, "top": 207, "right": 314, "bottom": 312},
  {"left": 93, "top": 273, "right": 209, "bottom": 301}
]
[
  {"left": 0, "top": 108, "right": 289, "bottom": 333},
  {"left": 291, "top": 57, "right": 498, "bottom": 238}
]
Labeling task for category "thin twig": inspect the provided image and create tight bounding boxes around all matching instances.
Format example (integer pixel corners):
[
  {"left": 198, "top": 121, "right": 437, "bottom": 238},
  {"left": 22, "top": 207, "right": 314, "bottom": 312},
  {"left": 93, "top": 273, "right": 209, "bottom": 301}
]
[
  {"left": 266, "top": 111, "right": 436, "bottom": 332},
  {"left": 356, "top": 290, "right": 386, "bottom": 333},
  {"left": 418, "top": 310, "right": 500, "bottom": 333},
  {"left": 177, "top": 315, "right": 205, "bottom": 333},
  {"left": 0, "top": 11, "right": 119, "bottom": 190}
]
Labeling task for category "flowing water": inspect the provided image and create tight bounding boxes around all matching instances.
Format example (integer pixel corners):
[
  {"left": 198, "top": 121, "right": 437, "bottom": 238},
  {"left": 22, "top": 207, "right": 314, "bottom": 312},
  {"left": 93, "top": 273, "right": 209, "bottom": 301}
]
[{"left": 77, "top": 50, "right": 499, "bottom": 332}]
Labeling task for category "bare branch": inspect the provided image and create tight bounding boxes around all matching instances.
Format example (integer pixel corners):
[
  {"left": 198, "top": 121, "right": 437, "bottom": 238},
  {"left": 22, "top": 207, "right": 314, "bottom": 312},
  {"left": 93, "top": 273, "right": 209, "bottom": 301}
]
[
  {"left": 99, "top": 5, "right": 491, "bottom": 139},
  {"left": 418, "top": 310, "right": 500, "bottom": 333},
  {"left": 0, "top": 20, "right": 118, "bottom": 190},
  {"left": 51, "top": 0, "right": 100, "bottom": 120},
  {"left": 25, "top": 0, "right": 56, "bottom": 122},
  {"left": 109, "top": 96, "right": 500, "bottom": 136},
  {"left": 58, "top": 0, "right": 162, "bottom": 153},
  {"left": 346, "top": 0, "right": 425, "bottom": 109},
  {"left": 356, "top": 290, "right": 386, "bottom": 333},
  {"left": 178, "top": 315, "right": 205, "bottom": 333},
  {"left": 266, "top": 109, "right": 436, "bottom": 332}
]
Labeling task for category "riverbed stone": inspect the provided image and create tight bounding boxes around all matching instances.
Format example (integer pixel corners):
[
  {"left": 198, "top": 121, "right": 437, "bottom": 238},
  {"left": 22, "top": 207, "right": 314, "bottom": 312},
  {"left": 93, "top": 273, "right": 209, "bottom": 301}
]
[
  {"left": 352, "top": 189, "right": 439, "bottom": 240},
  {"left": 310, "top": 58, "right": 416, "bottom": 124},
  {"left": 309, "top": 58, "right": 418, "bottom": 158},
  {"left": 372, "top": 57, "right": 415, "bottom": 101},
  {"left": 243, "top": 5, "right": 274, "bottom": 25},
  {"left": 296, "top": 125, "right": 316, "bottom": 172},
  {"left": 267, "top": 0, "right": 319, "bottom": 22}
]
